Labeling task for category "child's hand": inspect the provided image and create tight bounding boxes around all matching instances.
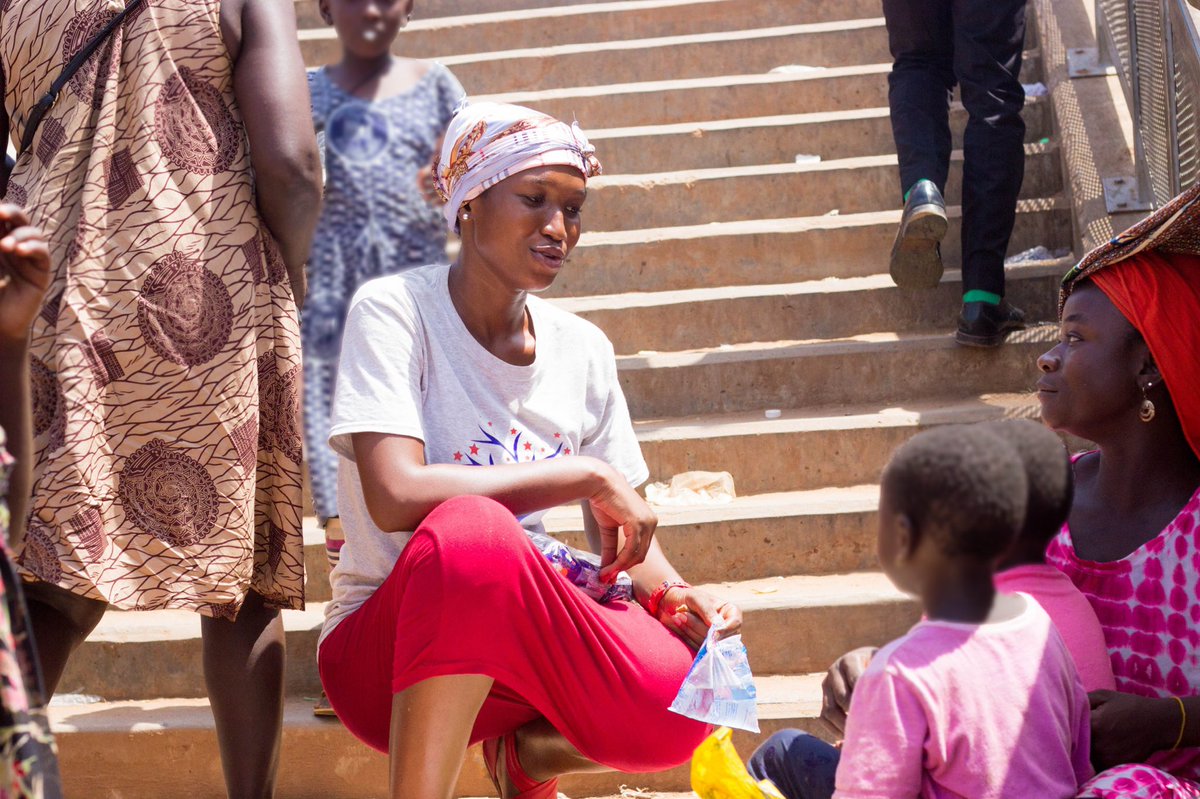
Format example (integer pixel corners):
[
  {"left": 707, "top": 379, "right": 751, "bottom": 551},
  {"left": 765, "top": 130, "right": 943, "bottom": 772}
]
[{"left": 0, "top": 204, "right": 51, "bottom": 346}]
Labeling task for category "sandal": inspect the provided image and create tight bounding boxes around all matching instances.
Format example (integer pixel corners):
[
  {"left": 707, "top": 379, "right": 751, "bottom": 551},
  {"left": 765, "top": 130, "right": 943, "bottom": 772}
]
[{"left": 481, "top": 733, "right": 562, "bottom": 799}]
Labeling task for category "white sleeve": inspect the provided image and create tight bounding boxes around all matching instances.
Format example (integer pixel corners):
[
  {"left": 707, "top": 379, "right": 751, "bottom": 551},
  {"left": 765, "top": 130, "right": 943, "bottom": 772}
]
[
  {"left": 328, "top": 284, "right": 426, "bottom": 461},
  {"left": 578, "top": 337, "right": 649, "bottom": 488}
]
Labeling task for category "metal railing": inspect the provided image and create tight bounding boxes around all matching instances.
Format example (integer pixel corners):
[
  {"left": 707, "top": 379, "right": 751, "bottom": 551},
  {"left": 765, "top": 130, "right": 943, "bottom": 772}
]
[{"left": 1097, "top": 0, "right": 1200, "bottom": 206}]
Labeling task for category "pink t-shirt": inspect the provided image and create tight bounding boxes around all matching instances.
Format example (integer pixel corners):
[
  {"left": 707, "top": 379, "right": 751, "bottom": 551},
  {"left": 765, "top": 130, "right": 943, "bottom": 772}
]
[
  {"left": 996, "top": 564, "right": 1117, "bottom": 692},
  {"left": 834, "top": 595, "right": 1093, "bottom": 799}
]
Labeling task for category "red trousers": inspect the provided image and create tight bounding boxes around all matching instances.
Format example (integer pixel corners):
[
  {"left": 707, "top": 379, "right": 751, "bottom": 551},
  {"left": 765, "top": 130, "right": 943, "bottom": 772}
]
[{"left": 317, "top": 495, "right": 709, "bottom": 772}]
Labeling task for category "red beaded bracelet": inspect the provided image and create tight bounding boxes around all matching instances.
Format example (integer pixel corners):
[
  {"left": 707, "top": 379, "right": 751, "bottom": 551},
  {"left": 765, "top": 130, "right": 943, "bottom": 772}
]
[{"left": 646, "top": 580, "right": 691, "bottom": 618}]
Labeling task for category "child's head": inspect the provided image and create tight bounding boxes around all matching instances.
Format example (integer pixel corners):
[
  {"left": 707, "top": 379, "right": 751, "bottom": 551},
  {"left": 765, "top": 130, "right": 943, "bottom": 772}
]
[
  {"left": 981, "top": 419, "right": 1073, "bottom": 566},
  {"left": 877, "top": 425, "right": 1028, "bottom": 594},
  {"left": 320, "top": 0, "right": 414, "bottom": 57}
]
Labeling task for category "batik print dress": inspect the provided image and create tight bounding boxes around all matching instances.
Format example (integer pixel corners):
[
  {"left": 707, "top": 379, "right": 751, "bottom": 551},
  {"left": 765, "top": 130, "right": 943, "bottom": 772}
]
[
  {"left": 302, "top": 63, "right": 464, "bottom": 522},
  {"left": 1047, "top": 471, "right": 1200, "bottom": 799},
  {"left": 0, "top": 0, "right": 305, "bottom": 617},
  {"left": 0, "top": 432, "right": 62, "bottom": 799}
]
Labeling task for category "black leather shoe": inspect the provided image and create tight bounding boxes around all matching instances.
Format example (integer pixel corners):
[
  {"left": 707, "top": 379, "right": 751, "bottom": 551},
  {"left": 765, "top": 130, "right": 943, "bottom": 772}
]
[
  {"left": 955, "top": 299, "right": 1027, "bottom": 347},
  {"left": 889, "top": 179, "right": 948, "bottom": 289}
]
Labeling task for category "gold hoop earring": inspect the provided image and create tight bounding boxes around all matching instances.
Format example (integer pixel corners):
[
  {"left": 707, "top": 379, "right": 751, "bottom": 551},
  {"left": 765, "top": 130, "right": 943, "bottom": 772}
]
[{"left": 1140, "top": 382, "right": 1156, "bottom": 423}]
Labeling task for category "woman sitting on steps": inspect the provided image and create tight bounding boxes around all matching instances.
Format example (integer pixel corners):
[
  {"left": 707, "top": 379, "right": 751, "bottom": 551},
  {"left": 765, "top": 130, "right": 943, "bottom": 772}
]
[{"left": 316, "top": 100, "right": 743, "bottom": 799}]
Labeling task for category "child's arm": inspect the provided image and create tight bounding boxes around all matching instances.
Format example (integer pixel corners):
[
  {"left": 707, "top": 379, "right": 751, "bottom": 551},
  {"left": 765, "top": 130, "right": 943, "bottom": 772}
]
[{"left": 0, "top": 205, "right": 51, "bottom": 547}]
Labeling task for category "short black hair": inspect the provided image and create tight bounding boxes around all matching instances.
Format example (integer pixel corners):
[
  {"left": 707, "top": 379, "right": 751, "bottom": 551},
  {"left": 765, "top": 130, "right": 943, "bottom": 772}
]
[
  {"left": 882, "top": 425, "right": 1028, "bottom": 560},
  {"left": 980, "top": 419, "right": 1073, "bottom": 546}
]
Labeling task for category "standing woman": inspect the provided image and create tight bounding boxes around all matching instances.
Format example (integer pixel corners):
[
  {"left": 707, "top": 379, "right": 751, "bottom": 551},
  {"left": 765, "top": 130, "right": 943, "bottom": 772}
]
[
  {"left": 0, "top": 1, "right": 321, "bottom": 797},
  {"left": 1038, "top": 184, "right": 1200, "bottom": 797},
  {"left": 317, "top": 101, "right": 742, "bottom": 799}
]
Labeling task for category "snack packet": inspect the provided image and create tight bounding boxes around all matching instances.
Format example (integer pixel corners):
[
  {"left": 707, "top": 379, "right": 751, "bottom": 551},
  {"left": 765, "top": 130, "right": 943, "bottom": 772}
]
[
  {"left": 526, "top": 531, "right": 632, "bottom": 603},
  {"left": 669, "top": 617, "right": 760, "bottom": 732}
]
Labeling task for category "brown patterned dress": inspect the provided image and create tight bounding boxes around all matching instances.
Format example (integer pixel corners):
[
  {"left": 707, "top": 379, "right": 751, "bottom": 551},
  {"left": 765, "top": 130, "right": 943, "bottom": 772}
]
[{"left": 0, "top": 0, "right": 305, "bottom": 617}]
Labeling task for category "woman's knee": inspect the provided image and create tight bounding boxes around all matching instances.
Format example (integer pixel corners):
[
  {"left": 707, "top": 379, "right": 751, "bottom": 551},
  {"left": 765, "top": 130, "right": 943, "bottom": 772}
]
[
  {"left": 415, "top": 495, "right": 529, "bottom": 555},
  {"left": 401, "top": 495, "right": 534, "bottom": 593}
]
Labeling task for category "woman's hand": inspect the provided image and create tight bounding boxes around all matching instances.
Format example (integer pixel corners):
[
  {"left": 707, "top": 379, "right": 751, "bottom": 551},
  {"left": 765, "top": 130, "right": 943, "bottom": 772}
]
[
  {"left": 820, "top": 646, "right": 878, "bottom": 737},
  {"left": 1089, "top": 690, "right": 1181, "bottom": 770},
  {"left": 659, "top": 585, "right": 742, "bottom": 648},
  {"left": 0, "top": 205, "right": 51, "bottom": 347},
  {"left": 587, "top": 466, "right": 657, "bottom": 582}
]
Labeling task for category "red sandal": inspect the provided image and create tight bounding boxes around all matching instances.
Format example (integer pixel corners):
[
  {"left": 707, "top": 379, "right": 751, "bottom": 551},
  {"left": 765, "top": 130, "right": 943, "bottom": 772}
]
[{"left": 481, "top": 733, "right": 561, "bottom": 799}]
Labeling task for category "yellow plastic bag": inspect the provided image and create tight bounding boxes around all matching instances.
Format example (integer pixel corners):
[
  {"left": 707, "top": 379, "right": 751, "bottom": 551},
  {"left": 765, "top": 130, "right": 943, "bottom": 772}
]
[{"left": 691, "top": 726, "right": 786, "bottom": 799}]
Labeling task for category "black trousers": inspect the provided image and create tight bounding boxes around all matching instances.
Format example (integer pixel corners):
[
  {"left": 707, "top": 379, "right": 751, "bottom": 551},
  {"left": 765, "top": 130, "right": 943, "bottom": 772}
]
[{"left": 883, "top": 0, "right": 1028, "bottom": 297}]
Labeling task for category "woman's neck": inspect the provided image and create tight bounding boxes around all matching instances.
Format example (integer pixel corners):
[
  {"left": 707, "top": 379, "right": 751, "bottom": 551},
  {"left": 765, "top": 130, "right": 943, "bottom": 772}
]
[
  {"left": 1092, "top": 416, "right": 1200, "bottom": 513},
  {"left": 447, "top": 260, "right": 534, "bottom": 365}
]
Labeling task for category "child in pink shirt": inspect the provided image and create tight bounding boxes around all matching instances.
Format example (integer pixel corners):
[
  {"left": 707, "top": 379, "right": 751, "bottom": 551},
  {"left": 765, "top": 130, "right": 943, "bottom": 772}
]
[
  {"left": 985, "top": 419, "right": 1116, "bottom": 692},
  {"left": 749, "top": 425, "right": 1093, "bottom": 799}
]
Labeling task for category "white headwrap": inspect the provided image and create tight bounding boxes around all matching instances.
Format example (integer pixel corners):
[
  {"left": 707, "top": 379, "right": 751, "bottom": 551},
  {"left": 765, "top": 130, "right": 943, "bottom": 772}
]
[{"left": 433, "top": 101, "right": 602, "bottom": 231}]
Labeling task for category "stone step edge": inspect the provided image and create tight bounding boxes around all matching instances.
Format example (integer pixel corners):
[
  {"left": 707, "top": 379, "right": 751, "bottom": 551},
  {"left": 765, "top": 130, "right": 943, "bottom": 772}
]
[
  {"left": 296, "top": 0, "right": 851, "bottom": 36},
  {"left": 426, "top": 18, "right": 884, "bottom": 67},
  {"left": 591, "top": 141, "right": 1055, "bottom": 188},
  {"left": 50, "top": 673, "right": 824, "bottom": 731},
  {"left": 587, "top": 96, "right": 1046, "bottom": 141},
  {"left": 84, "top": 572, "right": 909, "bottom": 640},
  {"left": 615, "top": 323, "right": 1057, "bottom": 372},
  {"left": 575, "top": 195, "right": 1066, "bottom": 247},
  {"left": 552, "top": 259, "right": 1069, "bottom": 314},
  {"left": 478, "top": 51, "right": 1038, "bottom": 105}
]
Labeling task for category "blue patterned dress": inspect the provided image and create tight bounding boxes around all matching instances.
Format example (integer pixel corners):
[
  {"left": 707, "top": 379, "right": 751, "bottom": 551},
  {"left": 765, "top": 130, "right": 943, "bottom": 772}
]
[{"left": 302, "top": 62, "right": 464, "bottom": 522}]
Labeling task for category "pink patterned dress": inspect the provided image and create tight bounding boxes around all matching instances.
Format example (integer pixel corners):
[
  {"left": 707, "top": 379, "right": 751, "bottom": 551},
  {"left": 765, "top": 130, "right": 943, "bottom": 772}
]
[{"left": 1046, "top": 456, "right": 1200, "bottom": 799}]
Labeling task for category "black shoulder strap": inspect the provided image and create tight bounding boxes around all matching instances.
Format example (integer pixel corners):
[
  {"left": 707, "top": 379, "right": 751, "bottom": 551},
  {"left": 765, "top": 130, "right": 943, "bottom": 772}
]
[{"left": 18, "top": 0, "right": 144, "bottom": 157}]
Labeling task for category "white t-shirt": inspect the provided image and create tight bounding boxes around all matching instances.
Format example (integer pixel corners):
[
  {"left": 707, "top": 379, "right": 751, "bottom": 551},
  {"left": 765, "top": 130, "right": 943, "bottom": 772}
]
[{"left": 319, "top": 264, "right": 649, "bottom": 644}]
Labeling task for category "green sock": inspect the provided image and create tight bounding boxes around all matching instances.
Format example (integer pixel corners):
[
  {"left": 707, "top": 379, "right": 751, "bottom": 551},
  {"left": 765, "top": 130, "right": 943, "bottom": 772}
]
[{"left": 963, "top": 290, "right": 1002, "bottom": 305}]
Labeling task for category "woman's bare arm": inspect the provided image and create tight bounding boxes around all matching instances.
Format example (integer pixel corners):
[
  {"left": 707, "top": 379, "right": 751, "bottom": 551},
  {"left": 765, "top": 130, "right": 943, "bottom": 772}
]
[
  {"left": 220, "top": 0, "right": 321, "bottom": 302},
  {"left": 353, "top": 432, "right": 656, "bottom": 577}
]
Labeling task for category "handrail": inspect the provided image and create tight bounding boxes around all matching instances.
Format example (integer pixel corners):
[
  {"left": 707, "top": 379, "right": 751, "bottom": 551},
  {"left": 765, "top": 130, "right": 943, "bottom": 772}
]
[{"left": 1096, "top": 0, "right": 1200, "bottom": 207}]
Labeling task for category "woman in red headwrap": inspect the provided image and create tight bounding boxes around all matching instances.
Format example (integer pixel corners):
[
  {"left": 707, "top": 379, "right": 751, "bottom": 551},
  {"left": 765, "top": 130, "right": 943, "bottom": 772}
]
[{"left": 1038, "top": 185, "right": 1200, "bottom": 797}]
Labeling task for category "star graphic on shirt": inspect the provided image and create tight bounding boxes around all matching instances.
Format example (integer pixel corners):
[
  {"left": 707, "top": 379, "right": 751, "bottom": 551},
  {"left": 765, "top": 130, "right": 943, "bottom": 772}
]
[
  {"left": 564, "top": 448, "right": 572, "bottom": 455},
  {"left": 510, "top": 428, "right": 518, "bottom": 436},
  {"left": 488, "top": 422, "right": 493, "bottom": 427},
  {"left": 524, "top": 442, "right": 533, "bottom": 451},
  {"left": 554, "top": 433, "right": 561, "bottom": 439},
  {"left": 469, "top": 444, "right": 480, "bottom": 455},
  {"left": 453, "top": 451, "right": 463, "bottom": 461}
]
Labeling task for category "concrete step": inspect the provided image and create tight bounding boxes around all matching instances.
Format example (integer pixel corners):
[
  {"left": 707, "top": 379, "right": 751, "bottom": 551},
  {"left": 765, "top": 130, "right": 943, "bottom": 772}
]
[
  {"left": 554, "top": 198, "right": 1071, "bottom": 297},
  {"left": 555, "top": 260, "right": 1067, "bottom": 355},
  {"left": 414, "top": 20, "right": 890, "bottom": 95},
  {"left": 617, "top": 323, "right": 1057, "bottom": 419},
  {"left": 303, "top": 485, "right": 884, "bottom": 604},
  {"left": 57, "top": 574, "right": 915, "bottom": 700},
  {"left": 635, "top": 393, "right": 1047, "bottom": 496},
  {"left": 295, "top": 0, "right": 652, "bottom": 28},
  {"left": 52, "top": 674, "right": 828, "bottom": 798},
  {"left": 482, "top": 55, "right": 1041, "bottom": 128},
  {"left": 298, "top": 0, "right": 883, "bottom": 62},
  {"left": 591, "top": 100, "right": 1052, "bottom": 174},
  {"left": 585, "top": 143, "right": 1060, "bottom": 232}
]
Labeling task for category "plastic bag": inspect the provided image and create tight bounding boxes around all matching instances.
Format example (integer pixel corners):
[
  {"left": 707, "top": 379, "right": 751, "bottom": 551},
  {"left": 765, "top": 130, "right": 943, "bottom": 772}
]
[
  {"left": 645, "top": 470, "right": 736, "bottom": 507},
  {"left": 691, "top": 726, "right": 785, "bottom": 799},
  {"left": 669, "top": 618, "right": 760, "bottom": 732},
  {"left": 526, "top": 531, "right": 632, "bottom": 603}
]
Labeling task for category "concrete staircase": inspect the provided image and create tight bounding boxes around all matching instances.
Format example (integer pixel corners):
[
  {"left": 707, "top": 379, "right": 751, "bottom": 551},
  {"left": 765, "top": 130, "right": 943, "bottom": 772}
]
[{"left": 50, "top": 1, "right": 1072, "bottom": 796}]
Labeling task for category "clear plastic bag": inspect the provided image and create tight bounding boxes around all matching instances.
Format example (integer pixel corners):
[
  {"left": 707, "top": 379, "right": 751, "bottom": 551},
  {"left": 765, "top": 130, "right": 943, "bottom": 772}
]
[
  {"left": 669, "top": 618, "right": 760, "bottom": 732},
  {"left": 526, "top": 530, "right": 632, "bottom": 604}
]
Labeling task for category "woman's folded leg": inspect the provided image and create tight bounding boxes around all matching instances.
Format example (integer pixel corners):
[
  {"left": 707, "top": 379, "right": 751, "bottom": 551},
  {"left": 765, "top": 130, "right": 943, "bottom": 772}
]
[{"left": 318, "top": 494, "right": 709, "bottom": 771}]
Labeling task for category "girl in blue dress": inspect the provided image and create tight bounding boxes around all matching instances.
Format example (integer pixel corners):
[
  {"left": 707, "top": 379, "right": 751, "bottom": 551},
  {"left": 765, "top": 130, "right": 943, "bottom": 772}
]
[{"left": 303, "top": 0, "right": 465, "bottom": 532}]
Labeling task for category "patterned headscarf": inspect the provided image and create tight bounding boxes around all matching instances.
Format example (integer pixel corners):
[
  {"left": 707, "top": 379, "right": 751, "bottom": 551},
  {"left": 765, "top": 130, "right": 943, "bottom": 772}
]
[{"left": 433, "top": 101, "right": 602, "bottom": 232}]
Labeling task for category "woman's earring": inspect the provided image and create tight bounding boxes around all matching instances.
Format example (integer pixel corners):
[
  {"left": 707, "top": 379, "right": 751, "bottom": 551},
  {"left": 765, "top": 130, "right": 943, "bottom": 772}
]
[
  {"left": 1140, "top": 383, "right": 1157, "bottom": 423},
  {"left": 460, "top": 211, "right": 471, "bottom": 221}
]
